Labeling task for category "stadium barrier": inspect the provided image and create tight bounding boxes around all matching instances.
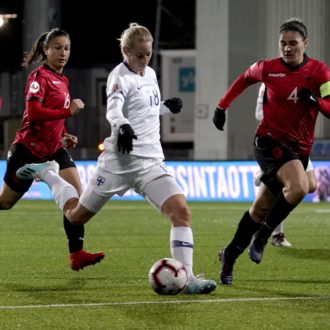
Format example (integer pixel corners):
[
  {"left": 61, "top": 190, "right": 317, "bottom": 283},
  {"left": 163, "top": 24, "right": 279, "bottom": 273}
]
[{"left": 2, "top": 160, "right": 329, "bottom": 202}]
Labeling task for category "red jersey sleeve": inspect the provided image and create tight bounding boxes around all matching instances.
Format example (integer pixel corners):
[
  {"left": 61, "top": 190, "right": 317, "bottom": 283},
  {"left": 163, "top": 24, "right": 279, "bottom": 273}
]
[
  {"left": 315, "top": 63, "right": 330, "bottom": 118},
  {"left": 318, "top": 96, "right": 330, "bottom": 118},
  {"left": 217, "top": 61, "right": 263, "bottom": 110},
  {"left": 26, "top": 100, "right": 71, "bottom": 121}
]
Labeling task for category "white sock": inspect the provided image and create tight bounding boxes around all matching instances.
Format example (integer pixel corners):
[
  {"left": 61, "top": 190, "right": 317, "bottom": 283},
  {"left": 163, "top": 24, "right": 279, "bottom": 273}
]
[
  {"left": 43, "top": 170, "right": 79, "bottom": 209},
  {"left": 170, "top": 226, "right": 194, "bottom": 278},
  {"left": 272, "top": 222, "right": 284, "bottom": 236}
]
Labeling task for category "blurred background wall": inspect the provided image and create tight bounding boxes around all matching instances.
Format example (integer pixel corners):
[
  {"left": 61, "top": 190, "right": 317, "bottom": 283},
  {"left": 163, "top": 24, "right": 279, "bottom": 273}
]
[{"left": 0, "top": 0, "right": 329, "bottom": 160}]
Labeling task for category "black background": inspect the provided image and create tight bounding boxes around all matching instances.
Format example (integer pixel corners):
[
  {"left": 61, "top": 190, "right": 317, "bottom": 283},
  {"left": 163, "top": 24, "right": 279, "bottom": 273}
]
[{"left": 0, "top": 0, "right": 195, "bottom": 71}]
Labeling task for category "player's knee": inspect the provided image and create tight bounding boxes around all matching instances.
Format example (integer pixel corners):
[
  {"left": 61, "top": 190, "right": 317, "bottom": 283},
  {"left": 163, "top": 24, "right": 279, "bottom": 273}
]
[
  {"left": 308, "top": 179, "right": 317, "bottom": 193},
  {"left": 250, "top": 206, "right": 268, "bottom": 223},
  {"left": 285, "top": 181, "right": 309, "bottom": 204},
  {"left": 179, "top": 205, "right": 191, "bottom": 223},
  {"left": 0, "top": 200, "right": 15, "bottom": 210}
]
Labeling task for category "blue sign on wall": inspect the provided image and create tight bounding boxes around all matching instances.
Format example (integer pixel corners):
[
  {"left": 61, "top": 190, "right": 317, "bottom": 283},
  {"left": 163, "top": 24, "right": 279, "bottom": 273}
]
[
  {"left": 179, "top": 67, "right": 195, "bottom": 92},
  {"left": 1, "top": 160, "right": 328, "bottom": 202}
]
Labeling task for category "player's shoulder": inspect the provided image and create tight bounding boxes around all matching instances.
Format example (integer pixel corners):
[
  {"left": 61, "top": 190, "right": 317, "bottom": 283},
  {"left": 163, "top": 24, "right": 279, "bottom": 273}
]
[
  {"left": 248, "top": 58, "right": 275, "bottom": 71},
  {"left": 306, "top": 56, "right": 329, "bottom": 69},
  {"left": 108, "top": 62, "right": 132, "bottom": 80},
  {"left": 145, "top": 65, "right": 157, "bottom": 77},
  {"left": 28, "top": 64, "right": 61, "bottom": 82}
]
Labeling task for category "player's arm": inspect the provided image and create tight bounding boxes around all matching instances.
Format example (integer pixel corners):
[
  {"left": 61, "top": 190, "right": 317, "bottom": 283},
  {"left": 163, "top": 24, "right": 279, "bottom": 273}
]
[
  {"left": 26, "top": 99, "right": 71, "bottom": 121},
  {"left": 318, "top": 81, "right": 330, "bottom": 118},
  {"left": 26, "top": 98, "right": 84, "bottom": 122},
  {"left": 160, "top": 97, "right": 183, "bottom": 115},
  {"left": 213, "top": 72, "right": 257, "bottom": 130},
  {"left": 298, "top": 81, "right": 330, "bottom": 118},
  {"left": 106, "top": 96, "right": 129, "bottom": 128},
  {"left": 62, "top": 127, "right": 78, "bottom": 149}
]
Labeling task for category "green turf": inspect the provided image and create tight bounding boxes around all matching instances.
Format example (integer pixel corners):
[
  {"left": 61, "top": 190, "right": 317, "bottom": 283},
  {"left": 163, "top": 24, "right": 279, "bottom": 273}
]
[{"left": 0, "top": 200, "right": 329, "bottom": 329}]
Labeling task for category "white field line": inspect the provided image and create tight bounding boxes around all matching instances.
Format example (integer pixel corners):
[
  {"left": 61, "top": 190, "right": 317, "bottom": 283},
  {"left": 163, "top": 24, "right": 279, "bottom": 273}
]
[{"left": 0, "top": 296, "right": 329, "bottom": 310}]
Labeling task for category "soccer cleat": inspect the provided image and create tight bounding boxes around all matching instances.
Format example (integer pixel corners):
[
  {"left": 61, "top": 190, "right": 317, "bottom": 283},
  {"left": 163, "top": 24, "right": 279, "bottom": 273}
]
[
  {"left": 70, "top": 249, "right": 105, "bottom": 271},
  {"left": 182, "top": 274, "right": 217, "bottom": 294},
  {"left": 271, "top": 233, "right": 292, "bottom": 247},
  {"left": 218, "top": 248, "right": 234, "bottom": 285},
  {"left": 248, "top": 238, "right": 267, "bottom": 264},
  {"left": 16, "top": 160, "right": 59, "bottom": 181}
]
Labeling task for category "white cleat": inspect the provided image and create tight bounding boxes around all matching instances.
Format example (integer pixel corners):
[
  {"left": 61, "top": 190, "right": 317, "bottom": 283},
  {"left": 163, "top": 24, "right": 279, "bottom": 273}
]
[
  {"left": 16, "top": 160, "right": 59, "bottom": 181},
  {"left": 271, "top": 233, "right": 292, "bottom": 248},
  {"left": 182, "top": 274, "right": 217, "bottom": 294}
]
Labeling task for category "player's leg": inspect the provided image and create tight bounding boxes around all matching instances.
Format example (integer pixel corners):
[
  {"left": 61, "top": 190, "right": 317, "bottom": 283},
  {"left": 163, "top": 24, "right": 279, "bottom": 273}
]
[
  {"left": 17, "top": 160, "right": 108, "bottom": 270},
  {"left": 255, "top": 169, "right": 292, "bottom": 248},
  {"left": 0, "top": 183, "right": 25, "bottom": 210},
  {"left": 60, "top": 165, "right": 105, "bottom": 271},
  {"left": 250, "top": 159, "right": 308, "bottom": 263},
  {"left": 306, "top": 159, "right": 317, "bottom": 193},
  {"left": 219, "top": 184, "right": 274, "bottom": 284},
  {"left": 270, "top": 159, "right": 315, "bottom": 248},
  {"left": 142, "top": 174, "right": 216, "bottom": 294},
  {"left": 271, "top": 222, "right": 292, "bottom": 247},
  {"left": 0, "top": 144, "right": 34, "bottom": 209}
]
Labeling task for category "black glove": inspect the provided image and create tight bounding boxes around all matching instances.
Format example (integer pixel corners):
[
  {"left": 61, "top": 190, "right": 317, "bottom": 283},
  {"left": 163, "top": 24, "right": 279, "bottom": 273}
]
[
  {"left": 298, "top": 87, "right": 318, "bottom": 106},
  {"left": 164, "top": 97, "right": 183, "bottom": 114},
  {"left": 213, "top": 107, "right": 226, "bottom": 131},
  {"left": 117, "top": 124, "right": 137, "bottom": 154}
]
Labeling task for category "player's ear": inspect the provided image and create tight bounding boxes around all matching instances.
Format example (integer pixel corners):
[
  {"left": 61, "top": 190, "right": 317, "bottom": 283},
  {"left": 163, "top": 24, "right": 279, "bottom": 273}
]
[
  {"left": 122, "top": 46, "right": 130, "bottom": 57},
  {"left": 43, "top": 45, "right": 49, "bottom": 56},
  {"left": 304, "top": 38, "right": 308, "bottom": 49}
]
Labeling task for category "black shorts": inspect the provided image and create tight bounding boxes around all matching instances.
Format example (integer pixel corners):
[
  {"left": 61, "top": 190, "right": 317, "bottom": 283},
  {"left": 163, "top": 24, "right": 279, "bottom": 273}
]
[
  {"left": 4, "top": 143, "right": 76, "bottom": 193},
  {"left": 253, "top": 136, "right": 309, "bottom": 195}
]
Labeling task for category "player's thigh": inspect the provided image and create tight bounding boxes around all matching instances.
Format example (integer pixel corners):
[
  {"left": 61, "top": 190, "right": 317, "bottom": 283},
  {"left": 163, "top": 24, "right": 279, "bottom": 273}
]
[
  {"left": 142, "top": 175, "right": 184, "bottom": 211},
  {"left": 79, "top": 168, "right": 129, "bottom": 213},
  {"left": 277, "top": 159, "right": 309, "bottom": 191}
]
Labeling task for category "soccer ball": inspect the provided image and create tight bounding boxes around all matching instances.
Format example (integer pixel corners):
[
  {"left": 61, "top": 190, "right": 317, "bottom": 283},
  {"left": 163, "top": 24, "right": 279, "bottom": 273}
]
[{"left": 148, "top": 258, "right": 188, "bottom": 295}]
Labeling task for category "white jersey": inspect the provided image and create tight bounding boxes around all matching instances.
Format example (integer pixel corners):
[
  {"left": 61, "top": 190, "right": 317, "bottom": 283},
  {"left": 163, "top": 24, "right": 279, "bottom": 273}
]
[{"left": 104, "top": 62, "right": 171, "bottom": 159}]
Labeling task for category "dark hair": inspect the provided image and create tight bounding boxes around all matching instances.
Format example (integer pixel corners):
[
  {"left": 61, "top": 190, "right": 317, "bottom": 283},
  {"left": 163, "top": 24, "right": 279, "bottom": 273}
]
[
  {"left": 22, "top": 28, "right": 70, "bottom": 67},
  {"left": 279, "top": 18, "right": 307, "bottom": 39}
]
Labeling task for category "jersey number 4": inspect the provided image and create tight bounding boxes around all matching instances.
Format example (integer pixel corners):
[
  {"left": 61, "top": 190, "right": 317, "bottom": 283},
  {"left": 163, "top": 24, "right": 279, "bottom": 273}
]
[{"left": 287, "top": 87, "right": 299, "bottom": 103}]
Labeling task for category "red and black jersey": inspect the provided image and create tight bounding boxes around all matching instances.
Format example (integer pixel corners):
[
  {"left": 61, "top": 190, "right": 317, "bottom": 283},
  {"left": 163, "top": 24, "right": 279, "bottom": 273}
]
[
  {"left": 218, "top": 56, "right": 330, "bottom": 155},
  {"left": 13, "top": 64, "right": 72, "bottom": 159}
]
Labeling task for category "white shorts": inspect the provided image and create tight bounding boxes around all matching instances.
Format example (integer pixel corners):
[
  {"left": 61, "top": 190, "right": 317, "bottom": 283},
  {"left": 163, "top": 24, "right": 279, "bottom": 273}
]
[{"left": 79, "top": 152, "right": 183, "bottom": 213}]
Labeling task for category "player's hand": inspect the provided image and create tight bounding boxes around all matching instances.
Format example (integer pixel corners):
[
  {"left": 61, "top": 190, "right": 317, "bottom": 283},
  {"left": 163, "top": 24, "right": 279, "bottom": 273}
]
[
  {"left": 298, "top": 88, "right": 318, "bottom": 106},
  {"left": 62, "top": 133, "right": 78, "bottom": 148},
  {"left": 117, "top": 124, "right": 137, "bottom": 154},
  {"left": 69, "top": 99, "right": 85, "bottom": 115},
  {"left": 213, "top": 107, "right": 226, "bottom": 131},
  {"left": 164, "top": 98, "right": 183, "bottom": 114}
]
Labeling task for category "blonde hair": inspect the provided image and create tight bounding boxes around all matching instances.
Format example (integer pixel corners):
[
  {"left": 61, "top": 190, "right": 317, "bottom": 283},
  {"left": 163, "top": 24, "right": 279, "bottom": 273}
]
[{"left": 118, "top": 23, "right": 153, "bottom": 58}]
